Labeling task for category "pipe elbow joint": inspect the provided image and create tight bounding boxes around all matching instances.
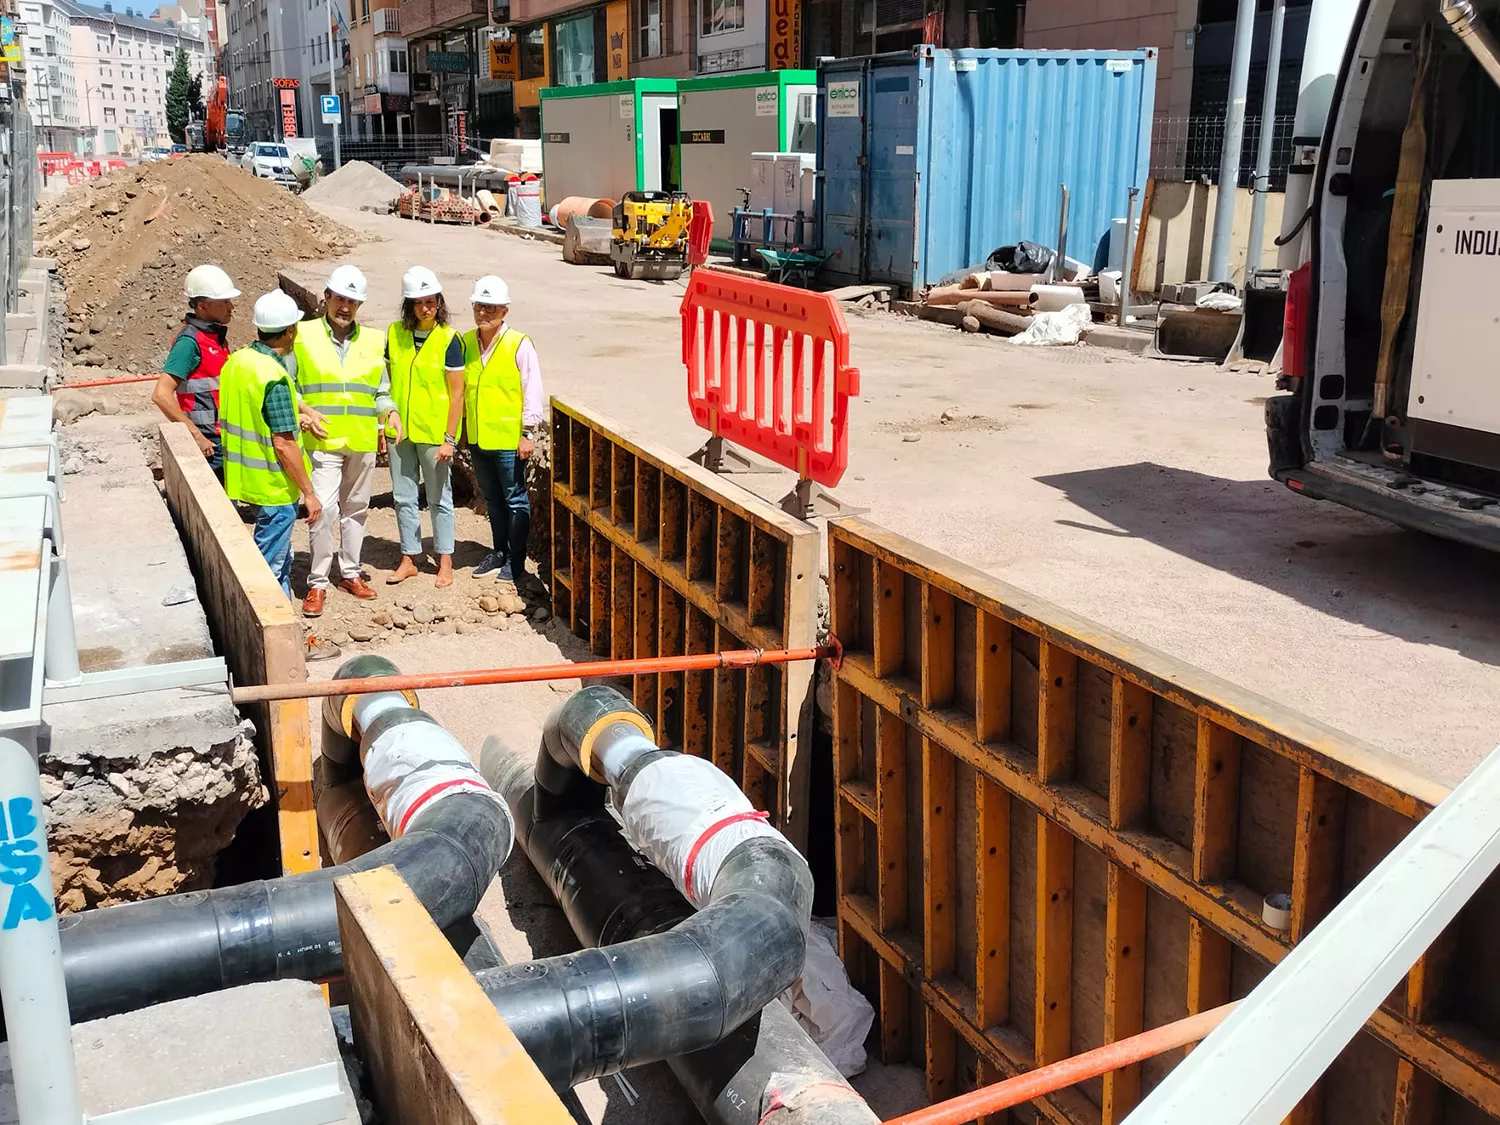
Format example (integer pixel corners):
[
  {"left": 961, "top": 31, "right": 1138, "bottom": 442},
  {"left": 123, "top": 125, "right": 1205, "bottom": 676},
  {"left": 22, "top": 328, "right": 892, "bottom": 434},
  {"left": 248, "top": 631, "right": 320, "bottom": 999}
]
[{"left": 548, "top": 685, "right": 655, "bottom": 784}]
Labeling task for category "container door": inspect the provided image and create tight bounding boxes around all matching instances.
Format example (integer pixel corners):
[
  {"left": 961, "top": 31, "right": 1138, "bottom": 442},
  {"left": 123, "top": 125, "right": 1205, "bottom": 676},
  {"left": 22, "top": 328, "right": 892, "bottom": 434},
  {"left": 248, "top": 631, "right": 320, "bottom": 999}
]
[
  {"left": 817, "top": 65, "right": 867, "bottom": 285},
  {"left": 865, "top": 65, "right": 918, "bottom": 287}
]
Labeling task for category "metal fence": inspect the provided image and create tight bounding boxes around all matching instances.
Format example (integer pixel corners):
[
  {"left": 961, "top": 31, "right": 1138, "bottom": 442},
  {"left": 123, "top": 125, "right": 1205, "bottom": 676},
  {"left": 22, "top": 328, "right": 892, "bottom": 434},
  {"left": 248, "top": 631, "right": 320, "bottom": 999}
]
[
  {"left": 315, "top": 131, "right": 463, "bottom": 177},
  {"left": 0, "top": 102, "right": 38, "bottom": 368},
  {"left": 1149, "top": 113, "right": 1296, "bottom": 190}
]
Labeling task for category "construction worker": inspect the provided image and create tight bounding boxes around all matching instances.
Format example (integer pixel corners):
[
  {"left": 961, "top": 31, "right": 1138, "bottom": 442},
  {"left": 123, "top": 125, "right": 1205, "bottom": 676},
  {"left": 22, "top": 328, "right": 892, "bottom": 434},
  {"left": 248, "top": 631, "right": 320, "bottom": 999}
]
[
  {"left": 219, "top": 290, "right": 322, "bottom": 598},
  {"left": 292, "top": 265, "right": 388, "bottom": 617},
  {"left": 152, "top": 264, "right": 238, "bottom": 477},
  {"left": 462, "top": 275, "right": 544, "bottom": 584},
  {"left": 385, "top": 266, "right": 465, "bottom": 589}
]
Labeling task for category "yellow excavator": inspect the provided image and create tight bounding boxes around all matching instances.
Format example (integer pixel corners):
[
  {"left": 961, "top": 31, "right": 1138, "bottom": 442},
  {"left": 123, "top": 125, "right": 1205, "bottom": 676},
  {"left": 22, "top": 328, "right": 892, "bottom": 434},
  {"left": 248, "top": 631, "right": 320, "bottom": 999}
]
[{"left": 611, "top": 191, "right": 694, "bottom": 281}]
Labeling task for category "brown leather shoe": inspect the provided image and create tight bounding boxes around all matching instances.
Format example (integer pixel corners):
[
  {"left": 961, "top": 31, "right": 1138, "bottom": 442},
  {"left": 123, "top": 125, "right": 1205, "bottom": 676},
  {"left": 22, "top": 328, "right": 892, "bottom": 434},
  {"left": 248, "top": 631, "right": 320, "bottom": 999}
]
[
  {"left": 302, "top": 588, "right": 326, "bottom": 617},
  {"left": 337, "top": 577, "right": 377, "bottom": 600}
]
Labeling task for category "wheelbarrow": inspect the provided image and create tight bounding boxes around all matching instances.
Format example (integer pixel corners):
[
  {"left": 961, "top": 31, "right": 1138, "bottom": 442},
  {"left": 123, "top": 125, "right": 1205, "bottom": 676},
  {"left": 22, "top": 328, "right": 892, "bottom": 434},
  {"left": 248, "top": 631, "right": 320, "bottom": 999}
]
[{"left": 757, "top": 247, "right": 834, "bottom": 288}]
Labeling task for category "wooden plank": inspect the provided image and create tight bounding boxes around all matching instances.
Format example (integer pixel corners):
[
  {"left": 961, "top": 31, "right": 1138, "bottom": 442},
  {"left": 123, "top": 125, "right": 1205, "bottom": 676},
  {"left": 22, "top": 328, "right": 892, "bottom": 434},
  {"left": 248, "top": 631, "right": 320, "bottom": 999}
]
[
  {"left": 1291, "top": 766, "right": 1348, "bottom": 941},
  {"left": 334, "top": 867, "right": 572, "bottom": 1125},
  {"left": 879, "top": 958, "right": 911, "bottom": 1062},
  {"left": 926, "top": 1014, "right": 958, "bottom": 1104},
  {"left": 656, "top": 588, "right": 685, "bottom": 749},
  {"left": 874, "top": 559, "right": 907, "bottom": 679},
  {"left": 1038, "top": 640, "right": 1078, "bottom": 784},
  {"left": 589, "top": 529, "right": 610, "bottom": 657},
  {"left": 1110, "top": 676, "right": 1153, "bottom": 831},
  {"left": 632, "top": 564, "right": 659, "bottom": 720},
  {"left": 713, "top": 622, "right": 744, "bottom": 779},
  {"left": 826, "top": 518, "right": 1447, "bottom": 817},
  {"left": 975, "top": 773, "right": 1010, "bottom": 1030},
  {"left": 610, "top": 544, "right": 632, "bottom": 659},
  {"left": 1035, "top": 819, "right": 1075, "bottom": 1066},
  {"left": 1392, "top": 1058, "right": 1442, "bottom": 1125},
  {"left": 877, "top": 706, "right": 909, "bottom": 934},
  {"left": 1193, "top": 718, "right": 1243, "bottom": 884},
  {"left": 922, "top": 585, "right": 956, "bottom": 710},
  {"left": 159, "top": 423, "right": 318, "bottom": 878},
  {"left": 1186, "top": 916, "right": 1232, "bottom": 1022},
  {"left": 924, "top": 735, "right": 957, "bottom": 980},
  {"left": 976, "top": 611, "right": 1013, "bottom": 744},
  {"left": 1103, "top": 864, "right": 1148, "bottom": 1123}
]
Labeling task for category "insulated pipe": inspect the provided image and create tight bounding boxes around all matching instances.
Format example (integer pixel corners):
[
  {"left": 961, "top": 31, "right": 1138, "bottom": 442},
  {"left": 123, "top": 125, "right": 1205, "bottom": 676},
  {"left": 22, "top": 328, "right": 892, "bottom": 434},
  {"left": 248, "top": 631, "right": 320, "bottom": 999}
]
[
  {"left": 4, "top": 660, "right": 512, "bottom": 1032},
  {"left": 1245, "top": 0, "right": 1288, "bottom": 273},
  {"left": 480, "top": 736, "right": 877, "bottom": 1124},
  {"left": 472, "top": 689, "right": 815, "bottom": 1091},
  {"left": 1208, "top": 0, "right": 1259, "bottom": 284}
]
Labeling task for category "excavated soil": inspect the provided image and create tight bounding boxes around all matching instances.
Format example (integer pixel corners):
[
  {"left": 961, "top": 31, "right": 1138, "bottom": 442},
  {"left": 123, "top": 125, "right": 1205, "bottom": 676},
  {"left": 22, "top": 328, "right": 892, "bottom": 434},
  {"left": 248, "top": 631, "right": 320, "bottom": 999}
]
[
  {"left": 300, "top": 159, "right": 403, "bottom": 211},
  {"left": 37, "top": 156, "right": 358, "bottom": 372}
]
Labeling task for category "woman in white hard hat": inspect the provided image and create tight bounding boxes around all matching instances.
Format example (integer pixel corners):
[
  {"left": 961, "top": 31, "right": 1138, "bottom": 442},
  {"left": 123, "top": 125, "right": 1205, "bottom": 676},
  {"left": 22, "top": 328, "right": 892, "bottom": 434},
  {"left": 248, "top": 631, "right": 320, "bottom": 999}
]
[
  {"left": 152, "top": 264, "right": 239, "bottom": 479},
  {"left": 385, "top": 266, "right": 466, "bottom": 588},
  {"left": 462, "top": 274, "right": 544, "bottom": 585},
  {"left": 292, "top": 264, "right": 387, "bottom": 618},
  {"left": 218, "top": 290, "right": 323, "bottom": 599}
]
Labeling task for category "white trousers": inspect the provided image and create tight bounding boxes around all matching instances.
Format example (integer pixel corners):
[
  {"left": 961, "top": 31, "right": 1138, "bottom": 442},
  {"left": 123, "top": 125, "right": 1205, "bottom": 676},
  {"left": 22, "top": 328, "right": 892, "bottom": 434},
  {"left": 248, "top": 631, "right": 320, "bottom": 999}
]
[{"left": 308, "top": 449, "right": 376, "bottom": 589}]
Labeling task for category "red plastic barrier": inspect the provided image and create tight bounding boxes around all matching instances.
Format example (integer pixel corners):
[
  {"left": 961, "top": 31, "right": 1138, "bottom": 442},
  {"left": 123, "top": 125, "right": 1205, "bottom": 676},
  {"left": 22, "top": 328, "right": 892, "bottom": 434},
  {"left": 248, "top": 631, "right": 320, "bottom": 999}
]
[
  {"left": 681, "top": 271, "right": 860, "bottom": 488},
  {"left": 107, "top": 160, "right": 127, "bottom": 171},
  {"left": 64, "top": 162, "right": 86, "bottom": 185},
  {"left": 38, "top": 152, "right": 74, "bottom": 176},
  {"left": 687, "top": 200, "right": 714, "bottom": 268}
]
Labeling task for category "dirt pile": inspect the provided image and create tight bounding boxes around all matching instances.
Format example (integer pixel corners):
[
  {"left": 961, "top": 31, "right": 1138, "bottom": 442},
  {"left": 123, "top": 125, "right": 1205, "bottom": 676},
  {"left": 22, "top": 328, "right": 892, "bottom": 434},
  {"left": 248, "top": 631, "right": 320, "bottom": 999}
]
[
  {"left": 36, "top": 155, "right": 357, "bottom": 372},
  {"left": 301, "top": 159, "right": 402, "bottom": 211}
]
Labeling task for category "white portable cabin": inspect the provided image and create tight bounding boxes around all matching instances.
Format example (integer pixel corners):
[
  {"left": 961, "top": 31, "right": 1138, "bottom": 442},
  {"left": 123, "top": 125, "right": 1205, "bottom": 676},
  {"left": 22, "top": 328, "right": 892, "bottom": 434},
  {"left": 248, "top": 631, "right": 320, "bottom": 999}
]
[{"left": 538, "top": 79, "right": 679, "bottom": 210}]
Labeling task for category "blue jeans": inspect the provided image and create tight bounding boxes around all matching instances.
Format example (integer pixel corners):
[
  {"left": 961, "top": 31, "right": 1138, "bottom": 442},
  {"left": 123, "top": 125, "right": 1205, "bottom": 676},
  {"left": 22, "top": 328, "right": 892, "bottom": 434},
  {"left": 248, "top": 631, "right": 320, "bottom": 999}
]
[
  {"left": 253, "top": 503, "right": 298, "bottom": 597},
  {"left": 470, "top": 448, "right": 531, "bottom": 570},
  {"left": 389, "top": 439, "right": 455, "bottom": 557}
]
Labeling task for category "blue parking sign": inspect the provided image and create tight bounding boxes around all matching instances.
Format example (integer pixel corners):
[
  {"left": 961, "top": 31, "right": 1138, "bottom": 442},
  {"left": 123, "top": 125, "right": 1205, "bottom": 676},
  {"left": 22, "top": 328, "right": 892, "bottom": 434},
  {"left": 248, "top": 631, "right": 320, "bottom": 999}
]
[{"left": 320, "top": 94, "right": 341, "bottom": 124}]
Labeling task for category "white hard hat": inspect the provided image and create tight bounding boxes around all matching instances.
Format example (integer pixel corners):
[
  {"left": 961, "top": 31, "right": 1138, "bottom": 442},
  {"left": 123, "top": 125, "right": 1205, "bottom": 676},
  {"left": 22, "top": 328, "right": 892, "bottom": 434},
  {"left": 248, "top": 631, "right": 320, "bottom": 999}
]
[
  {"left": 185, "top": 263, "right": 240, "bottom": 301},
  {"left": 251, "top": 289, "right": 302, "bottom": 332},
  {"left": 401, "top": 266, "right": 442, "bottom": 299},
  {"left": 471, "top": 275, "right": 510, "bottom": 306},
  {"left": 325, "top": 264, "right": 367, "bottom": 302}
]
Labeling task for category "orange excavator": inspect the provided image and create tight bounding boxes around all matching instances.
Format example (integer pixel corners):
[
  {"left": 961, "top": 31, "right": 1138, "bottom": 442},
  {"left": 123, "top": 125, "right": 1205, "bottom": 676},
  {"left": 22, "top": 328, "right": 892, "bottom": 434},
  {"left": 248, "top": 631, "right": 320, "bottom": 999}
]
[{"left": 189, "top": 76, "right": 247, "bottom": 155}]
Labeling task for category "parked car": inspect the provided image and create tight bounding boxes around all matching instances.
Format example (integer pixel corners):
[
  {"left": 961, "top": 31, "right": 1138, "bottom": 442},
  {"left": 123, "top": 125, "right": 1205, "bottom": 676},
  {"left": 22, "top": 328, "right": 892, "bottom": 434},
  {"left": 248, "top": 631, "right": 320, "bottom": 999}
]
[
  {"left": 140, "top": 146, "right": 172, "bottom": 163},
  {"left": 239, "top": 142, "right": 298, "bottom": 188},
  {"left": 169, "top": 144, "right": 187, "bottom": 158}
]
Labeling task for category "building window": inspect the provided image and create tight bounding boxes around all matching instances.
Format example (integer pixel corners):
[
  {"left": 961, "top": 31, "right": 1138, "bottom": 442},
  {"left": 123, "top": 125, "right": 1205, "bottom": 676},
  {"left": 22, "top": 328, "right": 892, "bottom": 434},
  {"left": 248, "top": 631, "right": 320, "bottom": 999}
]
[
  {"left": 388, "top": 46, "right": 407, "bottom": 73},
  {"left": 638, "top": 0, "right": 664, "bottom": 57},
  {"left": 518, "top": 24, "right": 545, "bottom": 79},
  {"left": 701, "top": 0, "right": 744, "bottom": 36},
  {"left": 104, "top": 105, "right": 116, "bottom": 121}
]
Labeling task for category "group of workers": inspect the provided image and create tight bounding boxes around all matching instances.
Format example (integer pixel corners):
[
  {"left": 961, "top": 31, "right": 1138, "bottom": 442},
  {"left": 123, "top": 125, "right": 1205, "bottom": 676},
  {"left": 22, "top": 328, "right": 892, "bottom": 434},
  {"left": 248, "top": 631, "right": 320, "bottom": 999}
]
[{"left": 151, "top": 262, "right": 543, "bottom": 630}]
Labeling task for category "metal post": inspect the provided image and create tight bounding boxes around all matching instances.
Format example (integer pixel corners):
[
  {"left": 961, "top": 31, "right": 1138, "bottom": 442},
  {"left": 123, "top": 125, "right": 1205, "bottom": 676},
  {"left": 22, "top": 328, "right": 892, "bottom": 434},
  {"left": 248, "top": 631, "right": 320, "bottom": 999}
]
[
  {"left": 326, "top": 0, "right": 341, "bottom": 171},
  {"left": 1052, "top": 183, "right": 1070, "bottom": 283},
  {"left": 1119, "top": 186, "right": 1139, "bottom": 328},
  {"left": 1207, "top": 0, "right": 1259, "bottom": 285},
  {"left": 1246, "top": 0, "right": 1288, "bottom": 273}
]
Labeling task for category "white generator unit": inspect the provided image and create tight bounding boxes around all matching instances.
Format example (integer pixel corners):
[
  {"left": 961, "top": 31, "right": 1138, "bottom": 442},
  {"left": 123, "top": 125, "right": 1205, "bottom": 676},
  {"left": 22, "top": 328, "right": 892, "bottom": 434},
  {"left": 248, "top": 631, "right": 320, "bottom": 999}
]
[
  {"left": 677, "top": 70, "right": 817, "bottom": 250},
  {"left": 1408, "top": 178, "right": 1500, "bottom": 470}
]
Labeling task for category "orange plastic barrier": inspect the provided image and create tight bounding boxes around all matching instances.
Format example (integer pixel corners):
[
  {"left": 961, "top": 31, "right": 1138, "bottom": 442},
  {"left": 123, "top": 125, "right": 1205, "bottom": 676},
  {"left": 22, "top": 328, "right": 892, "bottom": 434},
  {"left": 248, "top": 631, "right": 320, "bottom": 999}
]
[
  {"left": 687, "top": 200, "right": 714, "bottom": 267},
  {"left": 37, "top": 152, "right": 74, "bottom": 175},
  {"left": 681, "top": 271, "right": 860, "bottom": 488}
]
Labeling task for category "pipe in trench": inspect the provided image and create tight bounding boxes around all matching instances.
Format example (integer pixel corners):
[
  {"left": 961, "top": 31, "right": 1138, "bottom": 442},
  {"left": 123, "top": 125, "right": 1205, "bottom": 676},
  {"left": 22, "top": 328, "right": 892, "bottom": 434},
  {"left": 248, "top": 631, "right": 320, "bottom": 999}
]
[
  {"left": 478, "top": 728, "right": 878, "bottom": 1124},
  {"left": 5, "top": 656, "right": 513, "bottom": 1032}
]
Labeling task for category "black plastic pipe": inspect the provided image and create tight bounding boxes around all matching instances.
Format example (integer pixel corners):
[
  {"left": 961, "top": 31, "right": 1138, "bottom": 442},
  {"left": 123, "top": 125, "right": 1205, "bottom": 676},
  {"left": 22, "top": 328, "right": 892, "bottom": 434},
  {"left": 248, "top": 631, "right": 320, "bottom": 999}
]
[
  {"left": 467, "top": 688, "right": 816, "bottom": 1092},
  {"left": 481, "top": 735, "right": 878, "bottom": 1124},
  {"left": 0, "top": 659, "right": 513, "bottom": 1034}
]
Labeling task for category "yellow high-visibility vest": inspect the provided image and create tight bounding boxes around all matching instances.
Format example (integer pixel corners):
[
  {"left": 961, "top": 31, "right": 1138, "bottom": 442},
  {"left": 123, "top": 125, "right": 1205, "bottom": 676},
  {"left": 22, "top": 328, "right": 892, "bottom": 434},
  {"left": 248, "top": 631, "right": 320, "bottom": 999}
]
[
  {"left": 461, "top": 327, "right": 527, "bottom": 451},
  {"left": 220, "top": 346, "right": 306, "bottom": 506},
  {"left": 386, "top": 322, "right": 459, "bottom": 446},
  {"left": 293, "top": 319, "right": 385, "bottom": 454}
]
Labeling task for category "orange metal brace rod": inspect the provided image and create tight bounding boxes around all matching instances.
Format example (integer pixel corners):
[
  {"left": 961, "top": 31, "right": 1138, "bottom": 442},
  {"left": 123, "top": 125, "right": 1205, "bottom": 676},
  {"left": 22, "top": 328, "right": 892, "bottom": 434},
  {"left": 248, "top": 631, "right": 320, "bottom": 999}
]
[
  {"left": 63, "top": 374, "right": 160, "bottom": 389},
  {"left": 883, "top": 1003, "right": 1237, "bottom": 1125},
  {"left": 230, "top": 641, "right": 844, "bottom": 705}
]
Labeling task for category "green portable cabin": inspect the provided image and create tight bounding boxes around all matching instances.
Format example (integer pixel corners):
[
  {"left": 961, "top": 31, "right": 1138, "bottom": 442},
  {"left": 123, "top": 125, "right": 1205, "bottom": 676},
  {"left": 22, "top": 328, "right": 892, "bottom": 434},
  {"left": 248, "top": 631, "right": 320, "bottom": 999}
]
[
  {"left": 676, "top": 70, "right": 817, "bottom": 250},
  {"left": 538, "top": 79, "right": 679, "bottom": 211}
]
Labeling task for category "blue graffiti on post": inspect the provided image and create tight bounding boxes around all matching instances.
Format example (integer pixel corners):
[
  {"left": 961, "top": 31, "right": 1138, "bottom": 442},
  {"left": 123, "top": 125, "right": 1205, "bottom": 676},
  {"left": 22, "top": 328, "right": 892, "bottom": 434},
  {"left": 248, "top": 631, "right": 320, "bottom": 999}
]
[{"left": 0, "top": 796, "right": 53, "bottom": 930}]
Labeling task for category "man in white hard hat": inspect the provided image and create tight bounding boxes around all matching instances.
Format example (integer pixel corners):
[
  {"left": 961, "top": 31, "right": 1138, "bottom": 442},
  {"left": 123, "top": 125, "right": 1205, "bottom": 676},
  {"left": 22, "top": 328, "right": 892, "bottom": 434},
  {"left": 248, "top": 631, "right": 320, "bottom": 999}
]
[
  {"left": 292, "top": 265, "right": 393, "bottom": 617},
  {"left": 218, "top": 290, "right": 322, "bottom": 600},
  {"left": 152, "top": 264, "right": 238, "bottom": 479},
  {"left": 461, "top": 274, "right": 544, "bottom": 585}
]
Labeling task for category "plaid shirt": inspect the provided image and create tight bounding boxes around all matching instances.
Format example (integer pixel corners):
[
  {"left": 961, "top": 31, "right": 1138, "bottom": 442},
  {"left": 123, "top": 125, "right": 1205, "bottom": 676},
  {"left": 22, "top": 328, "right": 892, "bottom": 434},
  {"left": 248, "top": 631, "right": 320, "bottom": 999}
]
[{"left": 249, "top": 341, "right": 298, "bottom": 435}]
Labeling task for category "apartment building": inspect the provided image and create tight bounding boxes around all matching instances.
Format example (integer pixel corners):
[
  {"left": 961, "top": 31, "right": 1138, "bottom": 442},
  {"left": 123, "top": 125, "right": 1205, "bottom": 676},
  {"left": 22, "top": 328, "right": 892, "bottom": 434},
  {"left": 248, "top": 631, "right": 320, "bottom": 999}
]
[
  {"left": 343, "top": 0, "right": 410, "bottom": 139},
  {"left": 58, "top": 0, "right": 207, "bottom": 155},
  {"left": 16, "top": 0, "right": 83, "bottom": 152}
]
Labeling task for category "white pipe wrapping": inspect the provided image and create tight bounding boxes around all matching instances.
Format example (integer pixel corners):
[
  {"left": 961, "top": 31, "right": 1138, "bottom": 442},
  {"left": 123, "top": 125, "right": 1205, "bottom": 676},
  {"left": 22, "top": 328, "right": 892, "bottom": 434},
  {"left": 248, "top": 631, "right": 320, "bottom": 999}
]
[
  {"left": 620, "top": 755, "right": 785, "bottom": 906},
  {"left": 1029, "top": 285, "right": 1086, "bottom": 312},
  {"left": 353, "top": 692, "right": 502, "bottom": 837}
]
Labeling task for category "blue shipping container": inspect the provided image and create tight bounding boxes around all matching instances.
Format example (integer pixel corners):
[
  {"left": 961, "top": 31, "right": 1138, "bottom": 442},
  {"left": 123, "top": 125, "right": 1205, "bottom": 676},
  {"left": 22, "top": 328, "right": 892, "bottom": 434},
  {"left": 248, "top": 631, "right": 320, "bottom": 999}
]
[{"left": 817, "top": 47, "right": 1157, "bottom": 291}]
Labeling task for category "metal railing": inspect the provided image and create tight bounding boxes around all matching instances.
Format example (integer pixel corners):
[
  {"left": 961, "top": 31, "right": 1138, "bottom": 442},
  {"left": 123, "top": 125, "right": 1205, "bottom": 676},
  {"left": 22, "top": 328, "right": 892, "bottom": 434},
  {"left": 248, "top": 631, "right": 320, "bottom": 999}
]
[
  {"left": 314, "top": 131, "right": 463, "bottom": 176},
  {"left": 1, "top": 102, "right": 38, "bottom": 367},
  {"left": 1149, "top": 113, "right": 1296, "bottom": 190}
]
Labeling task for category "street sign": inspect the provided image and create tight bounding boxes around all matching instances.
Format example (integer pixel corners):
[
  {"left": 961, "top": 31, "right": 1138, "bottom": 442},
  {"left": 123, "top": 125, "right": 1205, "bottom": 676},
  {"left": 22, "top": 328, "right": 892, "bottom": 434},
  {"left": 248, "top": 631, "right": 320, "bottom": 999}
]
[
  {"left": 0, "top": 17, "right": 21, "bottom": 64},
  {"left": 320, "top": 94, "right": 341, "bottom": 124}
]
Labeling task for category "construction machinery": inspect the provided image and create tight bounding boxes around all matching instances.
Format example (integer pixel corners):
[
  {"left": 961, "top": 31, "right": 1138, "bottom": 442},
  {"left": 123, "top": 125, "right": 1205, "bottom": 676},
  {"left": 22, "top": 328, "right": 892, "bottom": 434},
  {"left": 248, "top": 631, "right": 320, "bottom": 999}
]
[
  {"left": 195, "top": 76, "right": 248, "bottom": 157},
  {"left": 611, "top": 191, "right": 694, "bottom": 280}
]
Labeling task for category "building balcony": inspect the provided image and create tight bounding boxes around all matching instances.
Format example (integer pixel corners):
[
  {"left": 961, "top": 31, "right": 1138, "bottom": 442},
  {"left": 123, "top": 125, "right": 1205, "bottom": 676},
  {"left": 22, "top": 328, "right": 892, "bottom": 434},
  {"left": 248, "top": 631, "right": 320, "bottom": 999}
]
[
  {"left": 373, "top": 6, "right": 401, "bottom": 34},
  {"left": 398, "top": 0, "right": 487, "bottom": 39}
]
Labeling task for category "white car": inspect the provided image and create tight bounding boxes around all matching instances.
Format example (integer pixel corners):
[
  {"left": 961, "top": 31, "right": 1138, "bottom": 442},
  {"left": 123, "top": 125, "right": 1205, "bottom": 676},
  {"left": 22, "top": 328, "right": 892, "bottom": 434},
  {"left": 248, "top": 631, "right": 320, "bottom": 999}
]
[
  {"left": 140, "top": 146, "right": 172, "bottom": 163},
  {"left": 240, "top": 142, "right": 297, "bottom": 187}
]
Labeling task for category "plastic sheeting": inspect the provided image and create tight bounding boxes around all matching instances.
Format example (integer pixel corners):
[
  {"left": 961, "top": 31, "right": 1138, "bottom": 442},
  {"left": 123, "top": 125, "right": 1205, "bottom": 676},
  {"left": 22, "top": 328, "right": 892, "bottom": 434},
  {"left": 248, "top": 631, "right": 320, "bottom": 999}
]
[
  {"left": 619, "top": 754, "right": 785, "bottom": 905},
  {"left": 1010, "top": 301, "right": 1094, "bottom": 346},
  {"left": 779, "top": 919, "right": 874, "bottom": 1076}
]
